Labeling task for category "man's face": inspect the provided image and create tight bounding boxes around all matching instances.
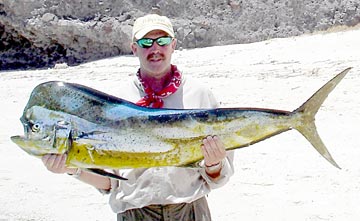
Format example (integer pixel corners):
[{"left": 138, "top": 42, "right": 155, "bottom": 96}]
[{"left": 131, "top": 30, "right": 176, "bottom": 78}]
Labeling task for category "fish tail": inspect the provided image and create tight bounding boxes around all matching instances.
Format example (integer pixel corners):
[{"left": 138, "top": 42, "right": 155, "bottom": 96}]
[{"left": 292, "top": 68, "right": 351, "bottom": 169}]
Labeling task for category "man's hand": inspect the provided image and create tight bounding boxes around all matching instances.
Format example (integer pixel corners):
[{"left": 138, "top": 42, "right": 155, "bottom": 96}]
[
  {"left": 41, "top": 154, "right": 76, "bottom": 174},
  {"left": 201, "top": 136, "right": 226, "bottom": 179},
  {"left": 42, "top": 154, "right": 111, "bottom": 190},
  {"left": 201, "top": 135, "right": 226, "bottom": 166}
]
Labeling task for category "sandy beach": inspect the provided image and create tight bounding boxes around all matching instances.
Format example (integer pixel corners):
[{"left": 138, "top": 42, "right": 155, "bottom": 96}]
[{"left": 0, "top": 27, "right": 359, "bottom": 221}]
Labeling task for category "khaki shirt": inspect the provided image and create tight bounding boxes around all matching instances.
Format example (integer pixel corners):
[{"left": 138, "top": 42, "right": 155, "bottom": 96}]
[{"left": 108, "top": 75, "right": 235, "bottom": 213}]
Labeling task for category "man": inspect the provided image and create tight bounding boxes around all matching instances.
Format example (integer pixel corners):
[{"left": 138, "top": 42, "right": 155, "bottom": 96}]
[{"left": 42, "top": 14, "right": 234, "bottom": 221}]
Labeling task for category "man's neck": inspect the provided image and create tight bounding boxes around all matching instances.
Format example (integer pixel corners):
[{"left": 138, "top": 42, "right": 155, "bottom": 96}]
[{"left": 139, "top": 68, "right": 173, "bottom": 92}]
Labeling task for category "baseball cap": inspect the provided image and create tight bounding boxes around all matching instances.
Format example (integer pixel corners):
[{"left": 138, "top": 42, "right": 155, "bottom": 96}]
[{"left": 132, "top": 14, "right": 175, "bottom": 41}]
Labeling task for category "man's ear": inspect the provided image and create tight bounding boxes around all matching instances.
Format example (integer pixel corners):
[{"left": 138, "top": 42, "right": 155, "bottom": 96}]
[
  {"left": 171, "top": 39, "right": 177, "bottom": 51},
  {"left": 131, "top": 43, "right": 138, "bottom": 56}
]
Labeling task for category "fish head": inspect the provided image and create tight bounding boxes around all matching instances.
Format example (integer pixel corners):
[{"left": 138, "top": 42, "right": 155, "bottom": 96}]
[{"left": 11, "top": 106, "right": 72, "bottom": 156}]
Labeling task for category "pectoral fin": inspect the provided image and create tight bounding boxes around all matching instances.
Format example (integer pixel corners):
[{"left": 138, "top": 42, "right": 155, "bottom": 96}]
[{"left": 85, "top": 168, "right": 128, "bottom": 180}]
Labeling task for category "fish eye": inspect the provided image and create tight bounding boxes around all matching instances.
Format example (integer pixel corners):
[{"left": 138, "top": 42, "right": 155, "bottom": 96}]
[{"left": 31, "top": 123, "right": 41, "bottom": 133}]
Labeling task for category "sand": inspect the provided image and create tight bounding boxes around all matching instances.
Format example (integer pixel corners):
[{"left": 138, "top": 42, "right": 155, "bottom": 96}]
[{"left": 0, "top": 27, "right": 359, "bottom": 221}]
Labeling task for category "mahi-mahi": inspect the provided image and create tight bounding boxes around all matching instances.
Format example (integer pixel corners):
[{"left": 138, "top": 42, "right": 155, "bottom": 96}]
[{"left": 11, "top": 68, "right": 351, "bottom": 178}]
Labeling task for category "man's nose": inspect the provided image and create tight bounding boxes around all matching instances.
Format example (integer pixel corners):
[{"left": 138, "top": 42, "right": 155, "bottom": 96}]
[
  {"left": 151, "top": 41, "right": 162, "bottom": 50},
  {"left": 149, "top": 42, "right": 162, "bottom": 53}
]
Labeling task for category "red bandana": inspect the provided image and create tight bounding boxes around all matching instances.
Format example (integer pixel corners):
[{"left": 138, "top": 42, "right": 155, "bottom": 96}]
[{"left": 136, "top": 65, "right": 182, "bottom": 108}]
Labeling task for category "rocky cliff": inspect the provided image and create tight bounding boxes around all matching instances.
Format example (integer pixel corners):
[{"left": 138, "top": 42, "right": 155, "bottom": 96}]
[{"left": 1, "top": 0, "right": 359, "bottom": 70}]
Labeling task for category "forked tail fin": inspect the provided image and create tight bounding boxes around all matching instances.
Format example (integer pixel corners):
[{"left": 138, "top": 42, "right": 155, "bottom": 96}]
[{"left": 292, "top": 68, "right": 351, "bottom": 169}]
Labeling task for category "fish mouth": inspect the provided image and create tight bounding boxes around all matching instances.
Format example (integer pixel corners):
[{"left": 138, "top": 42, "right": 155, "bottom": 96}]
[{"left": 10, "top": 135, "right": 64, "bottom": 156}]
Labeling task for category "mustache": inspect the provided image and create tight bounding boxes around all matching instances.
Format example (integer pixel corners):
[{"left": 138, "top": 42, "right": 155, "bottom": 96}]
[{"left": 147, "top": 52, "right": 164, "bottom": 60}]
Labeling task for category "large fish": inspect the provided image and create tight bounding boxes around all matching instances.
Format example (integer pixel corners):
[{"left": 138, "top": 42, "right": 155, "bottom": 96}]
[{"left": 11, "top": 68, "right": 351, "bottom": 179}]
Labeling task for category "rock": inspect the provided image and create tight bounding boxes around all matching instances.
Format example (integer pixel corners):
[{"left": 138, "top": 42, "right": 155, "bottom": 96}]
[
  {"left": 53, "top": 62, "right": 69, "bottom": 69},
  {"left": 41, "top": 13, "right": 57, "bottom": 23},
  {"left": 0, "top": 0, "right": 359, "bottom": 70}
]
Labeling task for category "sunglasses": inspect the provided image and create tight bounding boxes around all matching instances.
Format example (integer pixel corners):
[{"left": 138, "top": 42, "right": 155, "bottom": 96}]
[{"left": 136, "top": 36, "right": 173, "bottom": 48}]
